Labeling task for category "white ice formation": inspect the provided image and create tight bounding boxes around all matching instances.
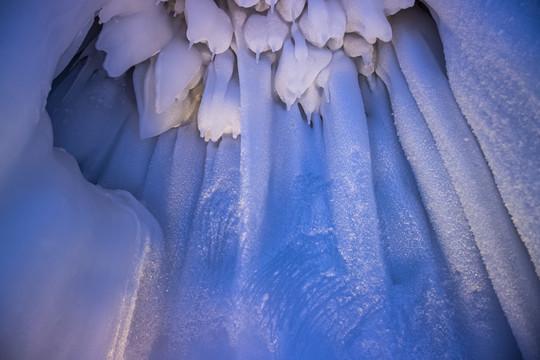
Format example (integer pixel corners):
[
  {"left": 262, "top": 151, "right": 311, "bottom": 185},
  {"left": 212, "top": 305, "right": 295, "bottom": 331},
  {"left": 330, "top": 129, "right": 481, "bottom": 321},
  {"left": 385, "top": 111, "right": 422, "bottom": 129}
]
[
  {"left": 1, "top": 0, "right": 539, "bottom": 359},
  {"left": 93, "top": 0, "right": 419, "bottom": 141}
]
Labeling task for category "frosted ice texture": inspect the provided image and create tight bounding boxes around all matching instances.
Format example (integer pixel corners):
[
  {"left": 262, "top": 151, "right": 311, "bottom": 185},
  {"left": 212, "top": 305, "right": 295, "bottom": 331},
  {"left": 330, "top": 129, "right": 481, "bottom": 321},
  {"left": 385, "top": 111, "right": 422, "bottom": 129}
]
[{"left": 0, "top": 0, "right": 539, "bottom": 359}]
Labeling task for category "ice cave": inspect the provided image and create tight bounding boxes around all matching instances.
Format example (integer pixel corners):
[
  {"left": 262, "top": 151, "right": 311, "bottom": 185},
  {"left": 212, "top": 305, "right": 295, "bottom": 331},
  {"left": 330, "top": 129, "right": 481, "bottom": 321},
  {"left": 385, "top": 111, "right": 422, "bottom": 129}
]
[{"left": 0, "top": 0, "right": 539, "bottom": 358}]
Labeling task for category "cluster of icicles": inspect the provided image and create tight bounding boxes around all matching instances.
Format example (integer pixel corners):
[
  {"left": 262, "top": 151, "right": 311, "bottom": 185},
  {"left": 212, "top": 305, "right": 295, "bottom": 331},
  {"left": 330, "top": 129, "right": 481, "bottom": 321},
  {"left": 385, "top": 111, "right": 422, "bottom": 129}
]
[{"left": 96, "top": 0, "right": 413, "bottom": 141}]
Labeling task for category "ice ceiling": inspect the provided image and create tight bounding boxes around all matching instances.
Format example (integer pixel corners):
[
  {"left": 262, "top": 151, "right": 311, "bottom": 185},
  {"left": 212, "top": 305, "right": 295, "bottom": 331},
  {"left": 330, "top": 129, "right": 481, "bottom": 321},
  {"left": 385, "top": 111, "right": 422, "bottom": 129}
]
[{"left": 0, "top": 0, "right": 539, "bottom": 359}]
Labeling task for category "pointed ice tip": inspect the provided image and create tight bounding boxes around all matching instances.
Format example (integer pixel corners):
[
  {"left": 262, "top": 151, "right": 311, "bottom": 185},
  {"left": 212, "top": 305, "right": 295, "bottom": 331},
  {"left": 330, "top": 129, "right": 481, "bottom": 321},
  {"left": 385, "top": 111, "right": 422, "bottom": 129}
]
[
  {"left": 367, "top": 74, "right": 376, "bottom": 91},
  {"left": 211, "top": 49, "right": 216, "bottom": 61},
  {"left": 188, "top": 41, "right": 194, "bottom": 50},
  {"left": 256, "top": 51, "right": 260, "bottom": 63},
  {"left": 322, "top": 34, "right": 329, "bottom": 44}
]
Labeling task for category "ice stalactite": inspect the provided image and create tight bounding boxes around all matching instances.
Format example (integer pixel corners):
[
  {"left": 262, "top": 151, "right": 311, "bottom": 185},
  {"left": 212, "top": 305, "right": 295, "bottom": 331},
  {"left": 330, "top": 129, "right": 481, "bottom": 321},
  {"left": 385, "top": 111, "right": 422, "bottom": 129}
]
[{"left": 1, "top": 0, "right": 539, "bottom": 359}]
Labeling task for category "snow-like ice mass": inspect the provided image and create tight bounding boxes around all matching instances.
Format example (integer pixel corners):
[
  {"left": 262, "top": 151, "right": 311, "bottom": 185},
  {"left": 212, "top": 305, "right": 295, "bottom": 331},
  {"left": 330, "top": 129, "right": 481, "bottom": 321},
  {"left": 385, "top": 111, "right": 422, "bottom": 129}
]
[{"left": 0, "top": 0, "right": 539, "bottom": 358}]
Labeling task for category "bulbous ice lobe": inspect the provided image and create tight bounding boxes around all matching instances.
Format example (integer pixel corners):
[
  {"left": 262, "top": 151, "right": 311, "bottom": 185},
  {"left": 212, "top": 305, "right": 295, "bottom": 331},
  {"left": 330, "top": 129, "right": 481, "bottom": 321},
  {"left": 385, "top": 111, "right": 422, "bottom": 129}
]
[
  {"left": 133, "top": 55, "right": 200, "bottom": 139},
  {"left": 244, "top": 11, "right": 289, "bottom": 61},
  {"left": 1, "top": 0, "right": 539, "bottom": 359},
  {"left": 275, "top": 38, "right": 332, "bottom": 109},
  {"left": 155, "top": 35, "right": 203, "bottom": 114},
  {"left": 98, "top": 0, "right": 153, "bottom": 23},
  {"left": 184, "top": 0, "right": 233, "bottom": 56},
  {"left": 338, "top": 0, "right": 413, "bottom": 43},
  {"left": 96, "top": 3, "right": 175, "bottom": 77},
  {"left": 276, "top": 0, "right": 307, "bottom": 22},
  {"left": 299, "top": 0, "right": 346, "bottom": 48}
]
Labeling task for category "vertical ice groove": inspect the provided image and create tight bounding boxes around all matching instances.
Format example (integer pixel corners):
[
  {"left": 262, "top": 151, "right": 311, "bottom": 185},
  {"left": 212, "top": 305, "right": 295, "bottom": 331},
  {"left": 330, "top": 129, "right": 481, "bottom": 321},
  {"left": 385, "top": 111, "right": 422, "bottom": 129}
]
[
  {"left": 247, "top": 105, "right": 366, "bottom": 358},
  {"left": 422, "top": 0, "right": 540, "bottom": 286},
  {"left": 189, "top": 137, "right": 241, "bottom": 286},
  {"left": 390, "top": 8, "right": 540, "bottom": 357},
  {"left": 376, "top": 42, "right": 520, "bottom": 358},
  {"left": 130, "top": 121, "right": 208, "bottom": 358},
  {"left": 320, "top": 51, "right": 393, "bottom": 358},
  {"left": 151, "top": 136, "right": 241, "bottom": 358},
  {"left": 232, "top": 14, "right": 274, "bottom": 290},
  {"left": 362, "top": 76, "right": 459, "bottom": 357}
]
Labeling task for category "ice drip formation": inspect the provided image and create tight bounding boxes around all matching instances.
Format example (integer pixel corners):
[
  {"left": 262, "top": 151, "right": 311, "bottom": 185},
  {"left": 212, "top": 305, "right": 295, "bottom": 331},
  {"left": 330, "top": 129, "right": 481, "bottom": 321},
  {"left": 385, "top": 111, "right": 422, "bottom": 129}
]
[{"left": 0, "top": 0, "right": 539, "bottom": 358}]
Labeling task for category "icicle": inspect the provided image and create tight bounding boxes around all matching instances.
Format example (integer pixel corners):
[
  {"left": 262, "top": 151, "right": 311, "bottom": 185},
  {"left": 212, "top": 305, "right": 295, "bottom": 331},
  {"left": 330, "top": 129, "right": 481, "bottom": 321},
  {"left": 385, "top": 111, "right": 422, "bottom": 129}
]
[
  {"left": 268, "top": 0, "right": 276, "bottom": 13},
  {"left": 316, "top": 67, "right": 330, "bottom": 102}
]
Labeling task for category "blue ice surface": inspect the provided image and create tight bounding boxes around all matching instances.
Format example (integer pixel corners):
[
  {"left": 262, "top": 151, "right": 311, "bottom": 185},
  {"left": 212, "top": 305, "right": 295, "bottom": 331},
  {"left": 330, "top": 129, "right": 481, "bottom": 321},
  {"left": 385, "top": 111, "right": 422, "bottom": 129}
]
[{"left": 0, "top": 0, "right": 539, "bottom": 358}]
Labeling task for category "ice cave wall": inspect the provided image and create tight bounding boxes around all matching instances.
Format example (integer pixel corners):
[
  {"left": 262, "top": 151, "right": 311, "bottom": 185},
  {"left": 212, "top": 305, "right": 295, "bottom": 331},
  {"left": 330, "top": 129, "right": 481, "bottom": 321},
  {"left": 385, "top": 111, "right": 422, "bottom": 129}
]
[
  {"left": 0, "top": 0, "right": 539, "bottom": 359},
  {"left": 0, "top": 1, "right": 162, "bottom": 358}
]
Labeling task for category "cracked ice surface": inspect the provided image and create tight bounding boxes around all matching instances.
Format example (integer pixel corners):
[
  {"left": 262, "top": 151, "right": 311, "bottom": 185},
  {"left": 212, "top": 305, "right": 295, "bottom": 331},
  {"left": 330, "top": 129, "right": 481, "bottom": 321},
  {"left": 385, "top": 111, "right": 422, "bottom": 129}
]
[{"left": 0, "top": 0, "right": 539, "bottom": 359}]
